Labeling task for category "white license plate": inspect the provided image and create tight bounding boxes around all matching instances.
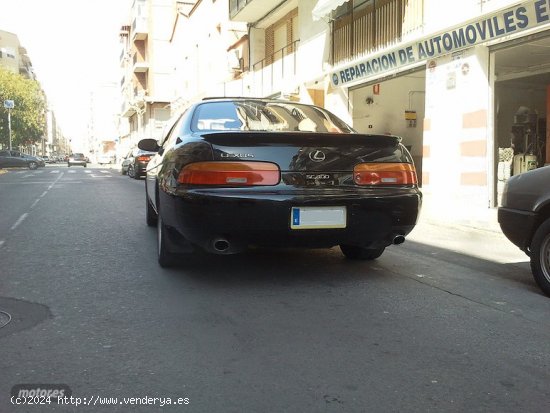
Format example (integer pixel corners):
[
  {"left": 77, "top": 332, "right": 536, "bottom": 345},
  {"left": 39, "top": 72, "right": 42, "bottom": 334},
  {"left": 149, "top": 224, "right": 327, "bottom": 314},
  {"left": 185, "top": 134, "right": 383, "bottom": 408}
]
[{"left": 290, "top": 206, "right": 347, "bottom": 230}]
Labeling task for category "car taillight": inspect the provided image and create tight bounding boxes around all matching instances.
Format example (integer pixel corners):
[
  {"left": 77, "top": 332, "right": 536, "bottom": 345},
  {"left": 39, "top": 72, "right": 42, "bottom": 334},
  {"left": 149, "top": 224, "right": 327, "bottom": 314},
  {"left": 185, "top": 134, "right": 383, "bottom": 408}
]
[
  {"left": 353, "top": 163, "right": 417, "bottom": 185},
  {"left": 137, "top": 156, "right": 151, "bottom": 162},
  {"left": 178, "top": 162, "right": 280, "bottom": 186}
]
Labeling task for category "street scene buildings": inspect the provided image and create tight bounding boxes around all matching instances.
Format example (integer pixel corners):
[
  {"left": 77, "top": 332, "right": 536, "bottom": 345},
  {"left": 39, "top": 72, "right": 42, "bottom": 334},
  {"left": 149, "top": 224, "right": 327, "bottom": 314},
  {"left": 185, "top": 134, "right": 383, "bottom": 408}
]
[
  {"left": 3, "top": 0, "right": 550, "bottom": 222},
  {"left": 114, "top": 0, "right": 550, "bottom": 227},
  {"left": 2, "top": 2, "right": 550, "bottom": 410}
]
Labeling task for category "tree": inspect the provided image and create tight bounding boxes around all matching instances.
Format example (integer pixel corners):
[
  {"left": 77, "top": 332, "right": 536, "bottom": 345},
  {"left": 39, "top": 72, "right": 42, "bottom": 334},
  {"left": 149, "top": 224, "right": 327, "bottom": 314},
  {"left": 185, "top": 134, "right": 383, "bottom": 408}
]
[{"left": 0, "top": 67, "right": 47, "bottom": 148}]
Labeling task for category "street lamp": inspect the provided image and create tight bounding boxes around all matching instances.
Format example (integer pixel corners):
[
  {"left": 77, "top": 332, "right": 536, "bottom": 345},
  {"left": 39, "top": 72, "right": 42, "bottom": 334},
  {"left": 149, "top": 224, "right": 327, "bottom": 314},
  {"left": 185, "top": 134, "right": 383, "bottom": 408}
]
[{"left": 3, "top": 100, "right": 14, "bottom": 150}]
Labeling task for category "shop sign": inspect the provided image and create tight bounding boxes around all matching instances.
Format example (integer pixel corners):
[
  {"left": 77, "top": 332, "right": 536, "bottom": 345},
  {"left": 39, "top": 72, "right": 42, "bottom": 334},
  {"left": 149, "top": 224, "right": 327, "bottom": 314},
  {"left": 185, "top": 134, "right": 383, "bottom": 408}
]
[{"left": 331, "top": 0, "right": 550, "bottom": 88}]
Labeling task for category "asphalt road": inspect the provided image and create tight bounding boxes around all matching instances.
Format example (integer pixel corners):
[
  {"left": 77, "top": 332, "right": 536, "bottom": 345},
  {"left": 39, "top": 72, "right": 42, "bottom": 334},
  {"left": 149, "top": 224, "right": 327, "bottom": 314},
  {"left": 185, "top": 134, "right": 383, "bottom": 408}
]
[{"left": 0, "top": 165, "right": 549, "bottom": 413}]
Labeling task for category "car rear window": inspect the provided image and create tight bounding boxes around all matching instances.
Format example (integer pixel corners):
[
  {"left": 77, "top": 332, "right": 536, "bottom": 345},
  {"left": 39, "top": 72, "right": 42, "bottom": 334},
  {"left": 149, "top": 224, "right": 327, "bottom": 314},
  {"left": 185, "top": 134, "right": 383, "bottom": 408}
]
[{"left": 191, "top": 101, "right": 355, "bottom": 134}]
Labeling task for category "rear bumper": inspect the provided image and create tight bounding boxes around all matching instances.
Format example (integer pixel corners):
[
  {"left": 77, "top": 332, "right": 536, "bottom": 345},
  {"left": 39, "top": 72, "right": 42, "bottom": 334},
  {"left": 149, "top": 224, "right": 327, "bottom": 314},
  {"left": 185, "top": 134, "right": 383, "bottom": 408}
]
[
  {"left": 498, "top": 207, "right": 537, "bottom": 252},
  {"left": 134, "top": 162, "right": 149, "bottom": 176},
  {"left": 159, "top": 188, "right": 422, "bottom": 254}
]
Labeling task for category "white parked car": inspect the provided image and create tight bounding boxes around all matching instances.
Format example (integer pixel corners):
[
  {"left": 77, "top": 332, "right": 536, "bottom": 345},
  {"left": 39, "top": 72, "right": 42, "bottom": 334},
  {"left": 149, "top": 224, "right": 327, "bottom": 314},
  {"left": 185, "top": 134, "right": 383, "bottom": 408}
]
[{"left": 98, "top": 154, "right": 116, "bottom": 164}]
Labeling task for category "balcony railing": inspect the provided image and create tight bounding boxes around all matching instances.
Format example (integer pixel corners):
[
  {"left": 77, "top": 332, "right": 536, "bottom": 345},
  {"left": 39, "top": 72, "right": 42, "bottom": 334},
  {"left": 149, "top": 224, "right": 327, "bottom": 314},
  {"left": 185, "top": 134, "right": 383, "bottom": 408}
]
[
  {"left": 332, "top": 0, "right": 424, "bottom": 65},
  {"left": 229, "top": 0, "right": 276, "bottom": 22},
  {"left": 251, "top": 40, "right": 299, "bottom": 97},
  {"left": 229, "top": 0, "right": 252, "bottom": 17}
]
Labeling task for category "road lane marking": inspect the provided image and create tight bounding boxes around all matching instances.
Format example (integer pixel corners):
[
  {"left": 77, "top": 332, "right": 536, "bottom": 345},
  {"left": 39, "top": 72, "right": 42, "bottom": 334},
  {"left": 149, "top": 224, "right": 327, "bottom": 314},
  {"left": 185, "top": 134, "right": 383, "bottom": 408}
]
[
  {"left": 0, "top": 240, "right": 5, "bottom": 248},
  {"left": 100, "top": 170, "right": 109, "bottom": 173},
  {"left": 0, "top": 181, "right": 77, "bottom": 185},
  {"left": 84, "top": 170, "right": 91, "bottom": 174},
  {"left": 48, "top": 172, "right": 64, "bottom": 190},
  {"left": 50, "top": 170, "right": 60, "bottom": 173},
  {"left": 68, "top": 170, "right": 76, "bottom": 174},
  {"left": 30, "top": 198, "right": 40, "bottom": 209},
  {"left": 40, "top": 191, "right": 48, "bottom": 198},
  {"left": 11, "top": 213, "right": 28, "bottom": 230}
]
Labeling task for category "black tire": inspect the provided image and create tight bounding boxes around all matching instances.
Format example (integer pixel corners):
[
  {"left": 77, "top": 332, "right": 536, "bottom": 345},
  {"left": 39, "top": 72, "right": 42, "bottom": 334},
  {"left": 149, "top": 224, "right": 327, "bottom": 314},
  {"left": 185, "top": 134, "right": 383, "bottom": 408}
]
[
  {"left": 157, "top": 213, "right": 177, "bottom": 268},
  {"left": 340, "top": 245, "right": 385, "bottom": 260},
  {"left": 146, "top": 189, "right": 157, "bottom": 227},
  {"left": 28, "top": 162, "right": 37, "bottom": 170},
  {"left": 128, "top": 165, "right": 135, "bottom": 178},
  {"left": 529, "top": 218, "right": 550, "bottom": 296},
  {"left": 121, "top": 167, "right": 127, "bottom": 175},
  {"left": 67, "top": 164, "right": 71, "bottom": 167}
]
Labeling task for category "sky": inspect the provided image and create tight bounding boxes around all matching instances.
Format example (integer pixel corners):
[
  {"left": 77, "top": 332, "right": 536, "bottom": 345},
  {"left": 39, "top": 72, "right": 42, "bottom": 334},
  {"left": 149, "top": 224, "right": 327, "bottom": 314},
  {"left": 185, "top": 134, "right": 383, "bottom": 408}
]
[{"left": 0, "top": 0, "right": 131, "bottom": 140}]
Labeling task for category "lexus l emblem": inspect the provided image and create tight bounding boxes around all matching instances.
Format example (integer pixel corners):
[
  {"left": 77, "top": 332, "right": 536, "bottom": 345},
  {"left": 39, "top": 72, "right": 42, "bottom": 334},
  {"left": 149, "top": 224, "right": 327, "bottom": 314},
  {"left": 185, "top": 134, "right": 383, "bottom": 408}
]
[{"left": 309, "top": 150, "right": 326, "bottom": 162}]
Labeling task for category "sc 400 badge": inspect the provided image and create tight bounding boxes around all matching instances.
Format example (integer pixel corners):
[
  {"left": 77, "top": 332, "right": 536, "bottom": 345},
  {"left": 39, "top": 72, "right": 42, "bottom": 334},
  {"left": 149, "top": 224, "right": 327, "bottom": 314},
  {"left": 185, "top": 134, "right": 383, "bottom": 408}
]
[{"left": 306, "top": 174, "right": 331, "bottom": 180}]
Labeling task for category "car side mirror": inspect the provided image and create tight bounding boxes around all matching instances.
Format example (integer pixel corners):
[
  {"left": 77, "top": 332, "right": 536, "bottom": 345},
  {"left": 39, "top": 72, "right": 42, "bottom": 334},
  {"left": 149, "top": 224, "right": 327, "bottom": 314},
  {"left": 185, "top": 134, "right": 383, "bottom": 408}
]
[{"left": 138, "top": 139, "right": 160, "bottom": 152}]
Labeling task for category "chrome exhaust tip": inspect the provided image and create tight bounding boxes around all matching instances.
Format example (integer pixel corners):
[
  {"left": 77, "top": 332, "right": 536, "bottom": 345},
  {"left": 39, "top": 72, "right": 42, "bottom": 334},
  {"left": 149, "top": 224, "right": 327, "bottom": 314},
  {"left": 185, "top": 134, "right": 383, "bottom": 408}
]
[
  {"left": 393, "top": 235, "right": 405, "bottom": 245},
  {"left": 212, "top": 238, "right": 230, "bottom": 253}
]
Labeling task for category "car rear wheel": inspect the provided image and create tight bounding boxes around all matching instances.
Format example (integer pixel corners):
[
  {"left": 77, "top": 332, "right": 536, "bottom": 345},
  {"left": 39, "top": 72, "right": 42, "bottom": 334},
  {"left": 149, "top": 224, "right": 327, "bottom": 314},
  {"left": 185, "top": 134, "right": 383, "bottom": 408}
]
[
  {"left": 128, "top": 165, "right": 135, "bottom": 178},
  {"left": 340, "top": 245, "right": 385, "bottom": 260},
  {"left": 28, "top": 161, "right": 37, "bottom": 170},
  {"left": 157, "top": 213, "right": 177, "bottom": 268},
  {"left": 530, "top": 218, "right": 550, "bottom": 296}
]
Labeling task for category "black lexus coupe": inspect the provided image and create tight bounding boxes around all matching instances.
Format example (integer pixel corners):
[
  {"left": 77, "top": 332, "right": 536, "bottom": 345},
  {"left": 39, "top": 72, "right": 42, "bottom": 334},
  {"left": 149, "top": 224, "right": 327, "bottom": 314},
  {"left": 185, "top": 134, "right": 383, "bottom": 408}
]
[{"left": 139, "top": 98, "right": 422, "bottom": 267}]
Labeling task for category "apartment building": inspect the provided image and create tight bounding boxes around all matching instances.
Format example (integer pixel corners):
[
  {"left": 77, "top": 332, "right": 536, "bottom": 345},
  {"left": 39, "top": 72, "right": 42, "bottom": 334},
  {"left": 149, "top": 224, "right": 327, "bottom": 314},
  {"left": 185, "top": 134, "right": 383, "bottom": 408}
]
[
  {"left": 119, "top": 0, "right": 174, "bottom": 150},
  {"left": 170, "top": 0, "right": 247, "bottom": 111},
  {"left": 87, "top": 83, "right": 120, "bottom": 162},
  {"left": 0, "top": 30, "right": 35, "bottom": 80}
]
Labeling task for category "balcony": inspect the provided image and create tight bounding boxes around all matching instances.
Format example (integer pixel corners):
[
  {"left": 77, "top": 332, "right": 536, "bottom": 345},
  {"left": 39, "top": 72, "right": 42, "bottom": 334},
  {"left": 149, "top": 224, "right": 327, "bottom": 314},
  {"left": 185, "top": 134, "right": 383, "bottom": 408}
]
[
  {"left": 121, "top": 88, "right": 147, "bottom": 118},
  {"left": 251, "top": 40, "right": 299, "bottom": 97},
  {"left": 132, "top": 53, "right": 149, "bottom": 73},
  {"left": 229, "top": 0, "right": 278, "bottom": 22},
  {"left": 121, "top": 99, "right": 136, "bottom": 118},
  {"left": 332, "top": 0, "right": 424, "bottom": 65},
  {"left": 132, "top": 16, "right": 148, "bottom": 41}
]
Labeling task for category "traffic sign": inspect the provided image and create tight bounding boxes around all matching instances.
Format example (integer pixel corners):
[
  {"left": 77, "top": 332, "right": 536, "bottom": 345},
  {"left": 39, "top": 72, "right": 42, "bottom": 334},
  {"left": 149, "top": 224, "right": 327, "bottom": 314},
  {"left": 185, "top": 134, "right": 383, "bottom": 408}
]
[{"left": 3, "top": 100, "right": 14, "bottom": 109}]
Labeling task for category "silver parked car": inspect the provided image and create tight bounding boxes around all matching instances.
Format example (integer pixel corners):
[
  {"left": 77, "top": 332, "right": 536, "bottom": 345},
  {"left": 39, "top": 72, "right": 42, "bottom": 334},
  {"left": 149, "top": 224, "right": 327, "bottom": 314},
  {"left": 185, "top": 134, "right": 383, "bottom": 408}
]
[{"left": 67, "top": 153, "right": 87, "bottom": 167}]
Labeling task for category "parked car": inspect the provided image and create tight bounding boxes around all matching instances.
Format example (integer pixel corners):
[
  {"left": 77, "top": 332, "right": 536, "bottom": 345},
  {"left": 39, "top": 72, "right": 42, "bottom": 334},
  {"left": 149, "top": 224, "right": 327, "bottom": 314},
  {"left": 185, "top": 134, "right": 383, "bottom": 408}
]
[
  {"left": 98, "top": 153, "right": 115, "bottom": 164},
  {"left": 121, "top": 148, "right": 155, "bottom": 179},
  {"left": 498, "top": 166, "right": 550, "bottom": 296},
  {"left": 0, "top": 150, "right": 45, "bottom": 169},
  {"left": 138, "top": 97, "right": 422, "bottom": 267},
  {"left": 67, "top": 153, "right": 87, "bottom": 167},
  {"left": 41, "top": 155, "right": 52, "bottom": 163}
]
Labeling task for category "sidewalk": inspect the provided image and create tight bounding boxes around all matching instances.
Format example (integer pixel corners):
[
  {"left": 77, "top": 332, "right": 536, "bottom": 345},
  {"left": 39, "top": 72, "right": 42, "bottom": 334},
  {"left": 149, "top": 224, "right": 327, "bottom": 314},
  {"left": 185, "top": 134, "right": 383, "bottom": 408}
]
[{"left": 418, "top": 190, "right": 502, "bottom": 234}]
